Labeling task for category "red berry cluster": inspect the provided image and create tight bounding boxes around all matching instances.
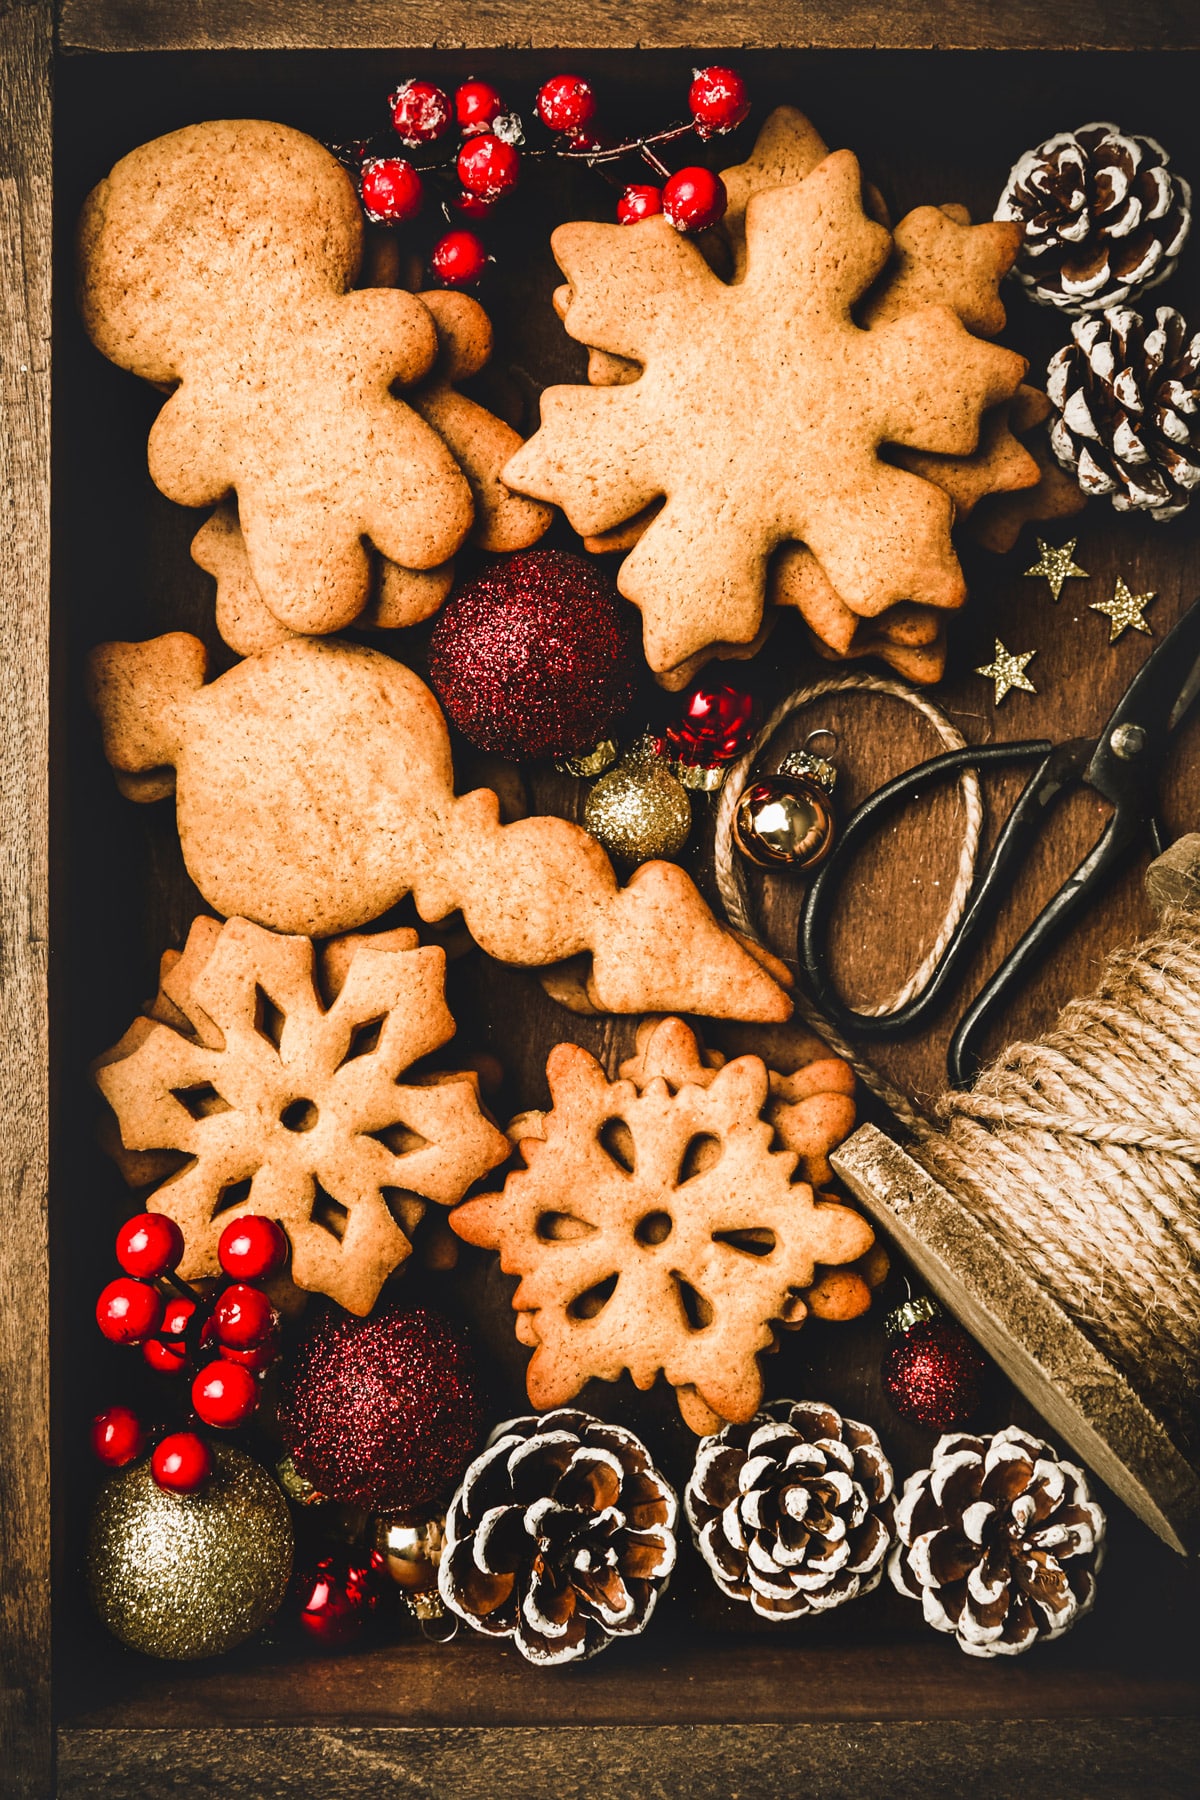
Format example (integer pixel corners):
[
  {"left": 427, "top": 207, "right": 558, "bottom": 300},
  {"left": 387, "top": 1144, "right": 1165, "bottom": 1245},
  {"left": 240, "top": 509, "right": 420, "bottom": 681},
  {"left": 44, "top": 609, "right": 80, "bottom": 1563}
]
[
  {"left": 344, "top": 65, "right": 749, "bottom": 287},
  {"left": 91, "top": 1212, "right": 288, "bottom": 1493}
]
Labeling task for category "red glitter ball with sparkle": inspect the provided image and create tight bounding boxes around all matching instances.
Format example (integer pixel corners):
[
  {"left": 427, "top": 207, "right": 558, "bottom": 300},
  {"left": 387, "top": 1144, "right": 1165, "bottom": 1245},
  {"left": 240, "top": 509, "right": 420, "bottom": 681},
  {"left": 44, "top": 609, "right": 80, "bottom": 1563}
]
[
  {"left": 882, "top": 1314, "right": 988, "bottom": 1430},
  {"left": 277, "top": 1305, "right": 483, "bottom": 1513},
  {"left": 428, "top": 549, "right": 640, "bottom": 760},
  {"left": 666, "top": 682, "right": 755, "bottom": 766}
]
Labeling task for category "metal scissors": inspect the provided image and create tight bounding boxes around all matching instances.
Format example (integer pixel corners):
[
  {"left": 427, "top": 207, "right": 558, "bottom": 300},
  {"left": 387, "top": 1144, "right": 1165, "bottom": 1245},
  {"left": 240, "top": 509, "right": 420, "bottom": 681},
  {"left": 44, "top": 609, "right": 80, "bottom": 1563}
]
[{"left": 799, "top": 594, "right": 1200, "bottom": 1089}]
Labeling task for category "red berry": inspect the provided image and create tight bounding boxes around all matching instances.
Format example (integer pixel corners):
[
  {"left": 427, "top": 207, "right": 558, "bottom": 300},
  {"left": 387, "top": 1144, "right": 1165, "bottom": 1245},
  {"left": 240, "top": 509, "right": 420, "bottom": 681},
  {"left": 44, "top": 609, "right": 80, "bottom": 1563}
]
[
  {"left": 192, "top": 1359, "right": 259, "bottom": 1429},
  {"left": 152, "top": 1431, "right": 212, "bottom": 1493},
  {"left": 91, "top": 1405, "right": 145, "bottom": 1468},
  {"left": 536, "top": 74, "right": 596, "bottom": 134},
  {"left": 618, "top": 184, "right": 663, "bottom": 224},
  {"left": 142, "top": 1295, "right": 197, "bottom": 1374},
  {"left": 429, "top": 229, "right": 488, "bottom": 287},
  {"left": 456, "top": 133, "right": 520, "bottom": 200},
  {"left": 662, "top": 166, "right": 727, "bottom": 233},
  {"left": 219, "top": 1328, "right": 280, "bottom": 1373},
  {"left": 453, "top": 189, "right": 496, "bottom": 219},
  {"left": 114, "top": 1212, "right": 184, "bottom": 1279},
  {"left": 96, "top": 1278, "right": 164, "bottom": 1346},
  {"left": 389, "top": 78, "right": 451, "bottom": 145},
  {"left": 217, "top": 1215, "right": 288, "bottom": 1281},
  {"left": 212, "top": 1282, "right": 275, "bottom": 1350},
  {"left": 360, "top": 157, "right": 424, "bottom": 225},
  {"left": 455, "top": 78, "right": 505, "bottom": 134},
  {"left": 687, "top": 66, "right": 750, "bottom": 138}
]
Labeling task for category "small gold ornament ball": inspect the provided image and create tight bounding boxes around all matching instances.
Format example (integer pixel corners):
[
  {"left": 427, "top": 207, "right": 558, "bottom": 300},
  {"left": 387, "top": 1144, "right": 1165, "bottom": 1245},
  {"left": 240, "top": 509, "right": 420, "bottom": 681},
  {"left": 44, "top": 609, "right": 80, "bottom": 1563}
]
[
  {"left": 86, "top": 1445, "right": 294, "bottom": 1660},
  {"left": 734, "top": 777, "right": 835, "bottom": 869},
  {"left": 369, "top": 1512, "right": 447, "bottom": 1592},
  {"left": 584, "top": 755, "right": 692, "bottom": 864}
]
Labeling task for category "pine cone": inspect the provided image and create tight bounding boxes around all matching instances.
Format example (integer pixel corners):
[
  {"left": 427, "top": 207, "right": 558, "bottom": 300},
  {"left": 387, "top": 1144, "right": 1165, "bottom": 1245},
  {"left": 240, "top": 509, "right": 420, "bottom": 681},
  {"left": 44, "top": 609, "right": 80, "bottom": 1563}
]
[
  {"left": 996, "top": 123, "right": 1191, "bottom": 313},
  {"left": 889, "top": 1426, "right": 1106, "bottom": 1659},
  {"left": 1047, "top": 305, "right": 1200, "bottom": 517},
  {"left": 685, "top": 1399, "right": 895, "bottom": 1619},
  {"left": 437, "top": 1408, "right": 677, "bottom": 1665}
]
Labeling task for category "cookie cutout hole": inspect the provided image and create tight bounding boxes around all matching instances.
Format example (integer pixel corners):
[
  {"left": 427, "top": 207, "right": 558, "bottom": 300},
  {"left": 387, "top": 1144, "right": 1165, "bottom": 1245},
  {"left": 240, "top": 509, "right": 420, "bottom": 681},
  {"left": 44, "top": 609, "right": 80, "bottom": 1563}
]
[
  {"left": 678, "top": 1133, "right": 722, "bottom": 1183},
  {"left": 368, "top": 1122, "right": 430, "bottom": 1156},
  {"left": 342, "top": 1016, "right": 385, "bottom": 1063},
  {"left": 382, "top": 1187, "right": 427, "bottom": 1236},
  {"left": 599, "top": 1117, "right": 636, "bottom": 1174},
  {"left": 634, "top": 1210, "right": 674, "bottom": 1247},
  {"left": 536, "top": 1211, "right": 597, "bottom": 1243},
  {"left": 212, "top": 1176, "right": 253, "bottom": 1217},
  {"left": 673, "top": 1274, "right": 714, "bottom": 1331},
  {"left": 254, "top": 985, "right": 287, "bottom": 1051},
  {"left": 567, "top": 1272, "right": 618, "bottom": 1320},
  {"left": 713, "top": 1227, "right": 776, "bottom": 1258},
  {"left": 280, "top": 1098, "right": 319, "bottom": 1133},
  {"left": 171, "top": 1082, "right": 232, "bottom": 1121},
  {"left": 310, "top": 1181, "right": 349, "bottom": 1242}
]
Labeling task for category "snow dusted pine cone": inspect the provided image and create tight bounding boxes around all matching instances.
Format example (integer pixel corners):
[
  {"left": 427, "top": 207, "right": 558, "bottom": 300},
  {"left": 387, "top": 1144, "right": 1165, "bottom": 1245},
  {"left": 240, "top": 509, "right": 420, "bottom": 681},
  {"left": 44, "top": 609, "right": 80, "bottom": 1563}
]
[
  {"left": 1047, "top": 305, "right": 1200, "bottom": 517},
  {"left": 996, "top": 122, "right": 1191, "bottom": 313},
  {"left": 685, "top": 1399, "right": 895, "bottom": 1620},
  {"left": 890, "top": 1426, "right": 1106, "bottom": 1659},
  {"left": 437, "top": 1408, "right": 677, "bottom": 1665}
]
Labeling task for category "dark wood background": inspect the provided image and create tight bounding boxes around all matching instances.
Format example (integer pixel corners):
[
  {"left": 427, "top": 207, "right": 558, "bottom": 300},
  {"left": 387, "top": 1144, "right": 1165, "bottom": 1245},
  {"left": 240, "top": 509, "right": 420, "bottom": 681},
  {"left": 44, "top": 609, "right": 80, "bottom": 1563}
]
[{"left": 3, "top": 12, "right": 1195, "bottom": 1797}]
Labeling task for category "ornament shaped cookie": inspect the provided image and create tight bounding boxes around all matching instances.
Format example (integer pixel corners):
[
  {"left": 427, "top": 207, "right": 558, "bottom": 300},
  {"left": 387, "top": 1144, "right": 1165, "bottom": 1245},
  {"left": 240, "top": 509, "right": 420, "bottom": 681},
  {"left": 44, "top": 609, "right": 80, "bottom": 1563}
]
[
  {"left": 192, "top": 289, "right": 551, "bottom": 656},
  {"left": 77, "top": 120, "right": 475, "bottom": 633},
  {"left": 94, "top": 918, "right": 510, "bottom": 1314},
  {"left": 87, "top": 633, "right": 792, "bottom": 1023},
  {"left": 506, "top": 146, "right": 1026, "bottom": 673},
  {"left": 451, "top": 1020, "right": 874, "bottom": 1432}
]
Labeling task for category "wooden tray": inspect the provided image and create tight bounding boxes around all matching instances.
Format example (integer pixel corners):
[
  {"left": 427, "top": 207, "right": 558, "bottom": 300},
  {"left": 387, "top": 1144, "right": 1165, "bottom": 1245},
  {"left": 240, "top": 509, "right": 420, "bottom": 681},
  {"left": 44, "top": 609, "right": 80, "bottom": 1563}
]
[{"left": 5, "top": 5, "right": 1200, "bottom": 1795}]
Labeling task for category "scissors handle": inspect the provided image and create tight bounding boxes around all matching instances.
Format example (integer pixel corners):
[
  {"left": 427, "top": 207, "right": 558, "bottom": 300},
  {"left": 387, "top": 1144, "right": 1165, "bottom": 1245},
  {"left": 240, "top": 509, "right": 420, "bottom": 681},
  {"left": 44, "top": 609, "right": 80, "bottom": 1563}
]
[{"left": 799, "top": 737, "right": 1062, "bottom": 1042}]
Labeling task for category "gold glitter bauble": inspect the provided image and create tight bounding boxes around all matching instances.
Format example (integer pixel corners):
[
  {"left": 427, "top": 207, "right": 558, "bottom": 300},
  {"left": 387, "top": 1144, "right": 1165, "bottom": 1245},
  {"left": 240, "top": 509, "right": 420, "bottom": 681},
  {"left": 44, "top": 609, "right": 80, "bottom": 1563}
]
[
  {"left": 584, "top": 753, "right": 691, "bottom": 864},
  {"left": 369, "top": 1511, "right": 447, "bottom": 1591},
  {"left": 86, "top": 1445, "right": 293, "bottom": 1660}
]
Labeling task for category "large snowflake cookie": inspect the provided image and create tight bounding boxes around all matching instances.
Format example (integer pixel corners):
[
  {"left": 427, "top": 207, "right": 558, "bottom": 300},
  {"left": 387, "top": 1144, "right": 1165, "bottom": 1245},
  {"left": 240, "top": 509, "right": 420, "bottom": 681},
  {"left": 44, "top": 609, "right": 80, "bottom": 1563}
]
[
  {"left": 93, "top": 917, "right": 510, "bottom": 1314},
  {"left": 450, "top": 1020, "right": 875, "bottom": 1432}
]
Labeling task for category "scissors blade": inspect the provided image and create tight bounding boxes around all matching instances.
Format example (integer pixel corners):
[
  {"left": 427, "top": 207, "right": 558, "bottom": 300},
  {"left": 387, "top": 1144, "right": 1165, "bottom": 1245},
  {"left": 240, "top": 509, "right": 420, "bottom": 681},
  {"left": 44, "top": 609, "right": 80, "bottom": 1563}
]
[{"left": 1085, "top": 594, "right": 1200, "bottom": 802}]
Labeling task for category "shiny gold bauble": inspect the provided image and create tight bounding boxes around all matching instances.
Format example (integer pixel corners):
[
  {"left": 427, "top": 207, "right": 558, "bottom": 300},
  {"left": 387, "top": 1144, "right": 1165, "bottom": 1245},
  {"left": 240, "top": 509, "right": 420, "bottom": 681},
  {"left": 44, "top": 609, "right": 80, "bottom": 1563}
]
[
  {"left": 584, "top": 748, "right": 692, "bottom": 864},
  {"left": 86, "top": 1445, "right": 293, "bottom": 1660},
  {"left": 369, "top": 1512, "right": 447, "bottom": 1592},
  {"left": 734, "top": 776, "right": 836, "bottom": 869}
]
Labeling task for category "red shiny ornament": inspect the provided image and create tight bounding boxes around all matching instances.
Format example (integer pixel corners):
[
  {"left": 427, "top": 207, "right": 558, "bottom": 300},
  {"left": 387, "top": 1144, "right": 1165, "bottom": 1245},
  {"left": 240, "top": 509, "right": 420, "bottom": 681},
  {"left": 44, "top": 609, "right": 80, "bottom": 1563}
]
[
  {"left": 688, "top": 66, "right": 750, "bottom": 137},
  {"left": 290, "top": 1552, "right": 390, "bottom": 1649},
  {"left": 618, "top": 183, "right": 663, "bottom": 224},
  {"left": 142, "top": 1295, "right": 197, "bottom": 1374},
  {"left": 666, "top": 683, "right": 756, "bottom": 766},
  {"left": 211, "top": 1283, "right": 275, "bottom": 1351},
  {"left": 359, "top": 156, "right": 424, "bottom": 224},
  {"left": 428, "top": 549, "right": 639, "bottom": 760},
  {"left": 96, "top": 1277, "right": 164, "bottom": 1346},
  {"left": 389, "top": 79, "right": 452, "bottom": 145},
  {"left": 91, "top": 1404, "right": 145, "bottom": 1468},
  {"left": 455, "top": 78, "right": 505, "bottom": 135},
  {"left": 115, "top": 1212, "right": 184, "bottom": 1279},
  {"left": 217, "top": 1215, "right": 288, "bottom": 1281},
  {"left": 192, "top": 1359, "right": 259, "bottom": 1429},
  {"left": 457, "top": 133, "right": 520, "bottom": 200},
  {"left": 662, "top": 166, "right": 727, "bottom": 233},
  {"left": 151, "top": 1430, "right": 213, "bottom": 1493},
  {"left": 882, "top": 1301, "right": 988, "bottom": 1430},
  {"left": 536, "top": 73, "right": 597, "bottom": 134},
  {"left": 429, "top": 228, "right": 488, "bottom": 287},
  {"left": 277, "top": 1304, "right": 482, "bottom": 1513}
]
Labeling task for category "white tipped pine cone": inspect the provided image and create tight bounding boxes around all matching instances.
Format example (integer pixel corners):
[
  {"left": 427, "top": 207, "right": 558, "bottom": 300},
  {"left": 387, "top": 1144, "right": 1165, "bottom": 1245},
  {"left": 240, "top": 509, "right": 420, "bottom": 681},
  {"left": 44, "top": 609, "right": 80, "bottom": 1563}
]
[
  {"left": 996, "top": 122, "right": 1191, "bottom": 313},
  {"left": 1047, "top": 305, "right": 1200, "bottom": 517},
  {"left": 889, "top": 1426, "right": 1106, "bottom": 1659},
  {"left": 437, "top": 1408, "right": 677, "bottom": 1665},
  {"left": 685, "top": 1399, "right": 895, "bottom": 1619}
]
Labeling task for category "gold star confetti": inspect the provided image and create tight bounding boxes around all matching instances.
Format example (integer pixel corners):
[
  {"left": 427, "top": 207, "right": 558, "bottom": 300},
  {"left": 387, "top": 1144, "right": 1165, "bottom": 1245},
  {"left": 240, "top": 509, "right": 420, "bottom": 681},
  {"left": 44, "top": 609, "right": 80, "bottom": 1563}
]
[
  {"left": 1090, "top": 576, "right": 1156, "bottom": 642},
  {"left": 975, "top": 639, "right": 1037, "bottom": 704},
  {"left": 1023, "top": 536, "right": 1088, "bottom": 602}
]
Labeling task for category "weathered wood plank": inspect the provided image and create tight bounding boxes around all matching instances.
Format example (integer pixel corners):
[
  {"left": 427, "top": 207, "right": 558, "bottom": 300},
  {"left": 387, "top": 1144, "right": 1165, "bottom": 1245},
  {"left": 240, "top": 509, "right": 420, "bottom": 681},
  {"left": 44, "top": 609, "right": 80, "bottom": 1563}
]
[
  {"left": 55, "top": 0, "right": 1200, "bottom": 54},
  {"left": 0, "top": 3, "right": 53, "bottom": 1797}
]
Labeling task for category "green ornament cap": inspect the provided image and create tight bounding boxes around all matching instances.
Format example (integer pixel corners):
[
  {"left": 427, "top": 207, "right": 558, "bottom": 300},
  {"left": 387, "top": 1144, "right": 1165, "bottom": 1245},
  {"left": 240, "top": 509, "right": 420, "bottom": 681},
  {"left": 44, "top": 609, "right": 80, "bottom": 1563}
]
[{"left": 885, "top": 1294, "right": 942, "bottom": 1338}]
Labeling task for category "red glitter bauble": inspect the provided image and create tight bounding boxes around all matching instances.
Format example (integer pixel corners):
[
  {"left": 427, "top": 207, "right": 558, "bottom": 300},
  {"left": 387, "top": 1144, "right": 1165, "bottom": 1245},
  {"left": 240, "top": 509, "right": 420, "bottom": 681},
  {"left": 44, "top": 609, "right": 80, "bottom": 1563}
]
[
  {"left": 882, "top": 1302, "right": 988, "bottom": 1430},
  {"left": 666, "top": 682, "right": 756, "bottom": 766},
  {"left": 428, "top": 549, "right": 639, "bottom": 760},
  {"left": 276, "top": 1305, "right": 483, "bottom": 1514}
]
